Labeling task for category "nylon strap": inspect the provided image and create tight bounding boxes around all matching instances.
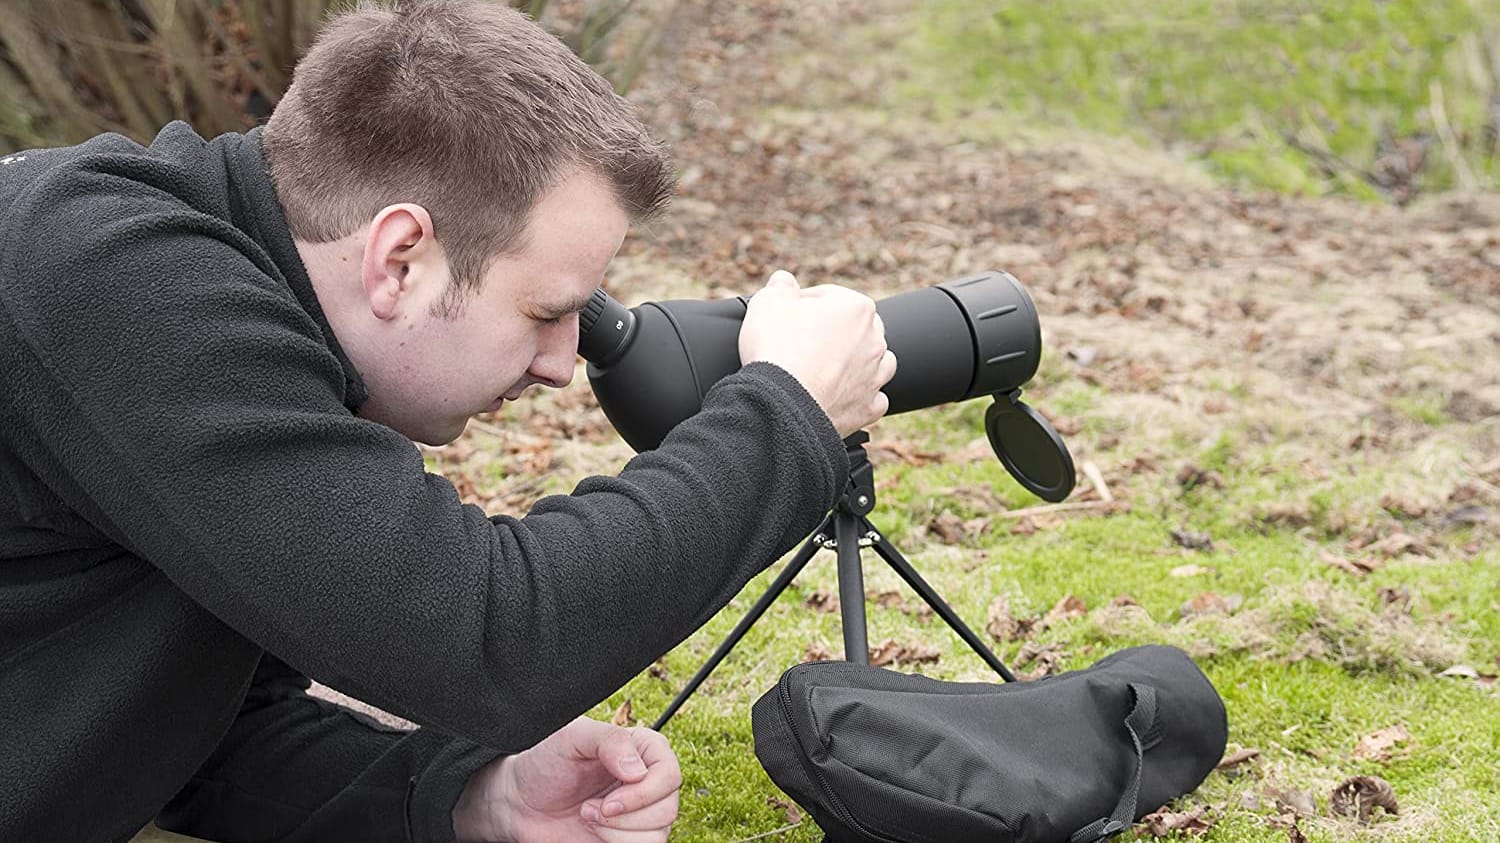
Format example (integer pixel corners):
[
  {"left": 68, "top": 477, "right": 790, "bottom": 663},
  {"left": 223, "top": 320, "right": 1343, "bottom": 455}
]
[{"left": 1069, "top": 682, "right": 1157, "bottom": 843}]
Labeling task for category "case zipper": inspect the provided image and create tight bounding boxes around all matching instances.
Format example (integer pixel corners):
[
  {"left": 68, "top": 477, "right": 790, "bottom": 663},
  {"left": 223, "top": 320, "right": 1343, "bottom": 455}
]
[{"left": 778, "top": 672, "right": 900, "bottom": 842}]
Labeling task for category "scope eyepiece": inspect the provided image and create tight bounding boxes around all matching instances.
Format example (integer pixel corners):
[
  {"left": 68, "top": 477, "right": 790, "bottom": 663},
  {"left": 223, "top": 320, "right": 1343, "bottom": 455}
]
[{"left": 578, "top": 287, "right": 637, "bottom": 366}]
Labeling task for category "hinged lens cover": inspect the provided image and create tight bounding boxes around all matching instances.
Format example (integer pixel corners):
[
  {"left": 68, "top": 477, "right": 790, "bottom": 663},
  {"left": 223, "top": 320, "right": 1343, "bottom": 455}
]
[{"left": 985, "top": 390, "right": 1076, "bottom": 502}]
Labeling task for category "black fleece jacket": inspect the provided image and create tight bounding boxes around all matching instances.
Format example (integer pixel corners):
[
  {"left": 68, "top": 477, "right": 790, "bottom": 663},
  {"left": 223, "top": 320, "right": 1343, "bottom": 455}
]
[{"left": 0, "top": 124, "right": 848, "bottom": 842}]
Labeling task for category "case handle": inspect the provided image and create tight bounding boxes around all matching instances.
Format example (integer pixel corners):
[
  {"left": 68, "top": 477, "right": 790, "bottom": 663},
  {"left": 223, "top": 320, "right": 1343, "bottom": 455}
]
[{"left": 1069, "top": 682, "right": 1157, "bottom": 843}]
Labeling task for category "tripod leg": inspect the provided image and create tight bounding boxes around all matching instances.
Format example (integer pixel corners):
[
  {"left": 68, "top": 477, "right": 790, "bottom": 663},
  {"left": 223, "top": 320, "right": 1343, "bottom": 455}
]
[
  {"left": 834, "top": 512, "right": 869, "bottom": 664},
  {"left": 652, "top": 516, "right": 831, "bottom": 730},
  {"left": 864, "top": 519, "right": 1018, "bottom": 682}
]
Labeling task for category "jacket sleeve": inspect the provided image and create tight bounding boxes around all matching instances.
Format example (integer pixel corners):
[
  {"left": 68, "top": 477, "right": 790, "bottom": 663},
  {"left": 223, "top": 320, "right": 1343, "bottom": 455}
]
[
  {"left": 156, "top": 654, "right": 499, "bottom": 843},
  {"left": 0, "top": 178, "right": 849, "bottom": 752}
]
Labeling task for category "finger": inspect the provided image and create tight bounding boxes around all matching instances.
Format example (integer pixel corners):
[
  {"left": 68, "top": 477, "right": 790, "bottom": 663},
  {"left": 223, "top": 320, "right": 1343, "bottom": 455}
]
[
  {"left": 871, "top": 390, "right": 891, "bottom": 420},
  {"left": 765, "top": 269, "right": 799, "bottom": 289},
  {"left": 872, "top": 312, "right": 886, "bottom": 340},
  {"left": 583, "top": 789, "right": 679, "bottom": 831},
  {"left": 594, "top": 734, "right": 682, "bottom": 818},
  {"left": 587, "top": 822, "right": 673, "bottom": 843},
  {"left": 630, "top": 727, "right": 676, "bottom": 773},
  {"left": 595, "top": 727, "right": 651, "bottom": 784},
  {"left": 877, "top": 349, "right": 898, "bottom": 385}
]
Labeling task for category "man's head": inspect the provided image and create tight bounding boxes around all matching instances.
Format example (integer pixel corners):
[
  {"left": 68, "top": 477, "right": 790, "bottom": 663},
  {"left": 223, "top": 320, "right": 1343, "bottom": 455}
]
[{"left": 264, "top": 0, "right": 674, "bottom": 444}]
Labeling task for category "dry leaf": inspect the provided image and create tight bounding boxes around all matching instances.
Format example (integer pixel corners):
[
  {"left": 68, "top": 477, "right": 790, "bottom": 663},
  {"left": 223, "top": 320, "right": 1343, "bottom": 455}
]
[
  {"left": 986, "top": 596, "right": 1034, "bottom": 642},
  {"left": 1353, "top": 725, "right": 1411, "bottom": 761},
  {"left": 1180, "top": 592, "right": 1243, "bottom": 618},
  {"left": 1177, "top": 464, "right": 1226, "bottom": 490},
  {"left": 1379, "top": 494, "right": 1428, "bottom": 519},
  {"left": 805, "top": 642, "right": 835, "bottom": 662},
  {"left": 1272, "top": 814, "right": 1309, "bottom": 843},
  {"left": 766, "top": 795, "right": 803, "bottom": 824},
  {"left": 1172, "top": 528, "right": 1214, "bottom": 551},
  {"left": 648, "top": 659, "right": 668, "bottom": 681},
  {"left": 1067, "top": 345, "right": 1099, "bottom": 366},
  {"left": 1171, "top": 564, "right": 1214, "bottom": 577},
  {"left": 612, "top": 699, "right": 634, "bottom": 727},
  {"left": 1360, "top": 531, "right": 1430, "bottom": 559},
  {"left": 1266, "top": 787, "right": 1316, "bottom": 817},
  {"left": 1321, "top": 551, "right": 1381, "bottom": 577},
  {"left": 901, "top": 642, "right": 943, "bottom": 665},
  {"left": 1450, "top": 483, "right": 1483, "bottom": 503},
  {"left": 1378, "top": 586, "right": 1412, "bottom": 610},
  {"left": 1217, "top": 747, "right": 1261, "bottom": 769},
  {"left": 869, "top": 439, "right": 943, "bottom": 467},
  {"left": 1436, "top": 664, "right": 1497, "bottom": 685},
  {"left": 804, "top": 591, "right": 840, "bottom": 613},
  {"left": 869, "top": 589, "right": 905, "bottom": 609},
  {"left": 1011, "top": 513, "right": 1065, "bottom": 534},
  {"left": 1259, "top": 503, "right": 1313, "bottom": 528},
  {"left": 1109, "top": 595, "right": 1141, "bottom": 608},
  {"left": 870, "top": 636, "right": 900, "bottom": 663},
  {"left": 1015, "top": 641, "right": 1068, "bottom": 678},
  {"left": 928, "top": 511, "right": 967, "bottom": 544},
  {"left": 1139, "top": 805, "right": 1215, "bottom": 836},
  {"left": 1330, "top": 775, "right": 1398, "bottom": 823},
  {"left": 868, "top": 638, "right": 941, "bottom": 667},
  {"left": 1043, "top": 594, "right": 1088, "bottom": 626},
  {"left": 1441, "top": 505, "right": 1492, "bottom": 528}
]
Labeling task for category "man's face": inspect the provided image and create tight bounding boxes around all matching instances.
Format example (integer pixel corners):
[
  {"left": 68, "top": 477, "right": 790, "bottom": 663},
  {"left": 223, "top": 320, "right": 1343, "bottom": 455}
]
[{"left": 355, "top": 170, "right": 629, "bottom": 444}]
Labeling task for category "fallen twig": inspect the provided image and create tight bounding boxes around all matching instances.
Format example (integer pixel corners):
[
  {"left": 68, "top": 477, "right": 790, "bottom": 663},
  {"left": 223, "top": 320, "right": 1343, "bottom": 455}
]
[
  {"left": 1430, "top": 80, "right": 1479, "bottom": 191},
  {"left": 733, "top": 822, "right": 803, "bottom": 842},
  {"left": 993, "top": 500, "right": 1119, "bottom": 520},
  {"left": 1081, "top": 460, "right": 1113, "bottom": 503}
]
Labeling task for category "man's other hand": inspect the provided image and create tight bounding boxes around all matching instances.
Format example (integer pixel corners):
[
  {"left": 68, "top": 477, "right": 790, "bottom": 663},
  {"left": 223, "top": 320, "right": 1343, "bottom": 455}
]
[
  {"left": 738, "top": 269, "right": 897, "bottom": 438},
  {"left": 453, "top": 717, "right": 680, "bottom": 843}
]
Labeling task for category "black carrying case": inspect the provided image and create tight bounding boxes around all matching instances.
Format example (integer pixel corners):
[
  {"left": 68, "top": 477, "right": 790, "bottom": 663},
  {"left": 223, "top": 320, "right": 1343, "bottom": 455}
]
[{"left": 751, "top": 645, "right": 1227, "bottom": 843}]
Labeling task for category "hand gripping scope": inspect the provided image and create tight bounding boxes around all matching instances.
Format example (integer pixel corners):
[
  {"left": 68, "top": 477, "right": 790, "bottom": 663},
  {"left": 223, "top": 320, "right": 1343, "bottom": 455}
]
[{"left": 576, "top": 270, "right": 1075, "bottom": 502}]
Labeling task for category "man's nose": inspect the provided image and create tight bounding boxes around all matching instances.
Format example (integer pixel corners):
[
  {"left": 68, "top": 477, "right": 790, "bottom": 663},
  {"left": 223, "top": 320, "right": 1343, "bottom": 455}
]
[{"left": 531, "top": 315, "right": 579, "bottom": 388}]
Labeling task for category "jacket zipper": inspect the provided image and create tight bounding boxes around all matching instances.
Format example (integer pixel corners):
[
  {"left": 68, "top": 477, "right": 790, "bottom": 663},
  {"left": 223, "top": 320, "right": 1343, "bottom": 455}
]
[{"left": 778, "top": 673, "right": 900, "bottom": 842}]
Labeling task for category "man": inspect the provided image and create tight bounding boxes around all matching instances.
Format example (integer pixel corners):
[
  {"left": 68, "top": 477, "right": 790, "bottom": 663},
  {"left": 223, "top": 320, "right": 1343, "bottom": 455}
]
[{"left": 0, "top": 1, "right": 894, "bottom": 842}]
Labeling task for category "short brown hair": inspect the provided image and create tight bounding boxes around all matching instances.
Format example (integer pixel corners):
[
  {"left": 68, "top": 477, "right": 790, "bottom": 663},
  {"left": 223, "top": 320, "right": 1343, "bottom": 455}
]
[{"left": 263, "top": 0, "right": 673, "bottom": 306}]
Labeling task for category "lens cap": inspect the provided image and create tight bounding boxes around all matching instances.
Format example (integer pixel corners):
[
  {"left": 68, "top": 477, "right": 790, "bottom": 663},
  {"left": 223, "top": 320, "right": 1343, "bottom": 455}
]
[{"left": 985, "top": 390, "right": 1076, "bottom": 502}]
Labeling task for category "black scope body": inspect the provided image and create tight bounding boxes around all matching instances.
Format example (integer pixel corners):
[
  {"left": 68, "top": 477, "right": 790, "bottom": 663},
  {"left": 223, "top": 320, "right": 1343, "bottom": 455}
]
[{"left": 579, "top": 270, "right": 1041, "bottom": 451}]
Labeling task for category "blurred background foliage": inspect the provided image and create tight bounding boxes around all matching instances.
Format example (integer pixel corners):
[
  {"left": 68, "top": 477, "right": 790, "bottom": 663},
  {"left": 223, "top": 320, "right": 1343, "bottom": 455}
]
[
  {"left": 0, "top": 0, "right": 661, "bottom": 154},
  {"left": 5, "top": 0, "right": 1498, "bottom": 203},
  {"left": 918, "top": 0, "right": 1500, "bottom": 202}
]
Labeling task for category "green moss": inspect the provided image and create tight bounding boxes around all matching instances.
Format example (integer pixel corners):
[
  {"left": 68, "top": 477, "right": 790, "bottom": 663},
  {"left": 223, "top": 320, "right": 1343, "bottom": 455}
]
[{"left": 905, "top": 0, "right": 1500, "bottom": 198}]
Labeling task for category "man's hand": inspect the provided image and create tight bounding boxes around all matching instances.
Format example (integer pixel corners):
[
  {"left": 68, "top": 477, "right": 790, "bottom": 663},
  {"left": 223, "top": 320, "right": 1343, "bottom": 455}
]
[
  {"left": 738, "top": 269, "right": 897, "bottom": 437},
  {"left": 453, "top": 717, "right": 680, "bottom": 843}
]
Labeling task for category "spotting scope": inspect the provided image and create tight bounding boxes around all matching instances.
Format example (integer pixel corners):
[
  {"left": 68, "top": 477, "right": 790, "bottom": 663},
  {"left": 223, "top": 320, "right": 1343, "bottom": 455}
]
[{"left": 577, "top": 270, "right": 1075, "bottom": 502}]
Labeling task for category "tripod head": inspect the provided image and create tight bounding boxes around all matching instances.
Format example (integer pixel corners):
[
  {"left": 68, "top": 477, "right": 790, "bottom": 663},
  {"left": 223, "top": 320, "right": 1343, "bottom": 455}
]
[{"left": 839, "top": 432, "right": 878, "bottom": 518}]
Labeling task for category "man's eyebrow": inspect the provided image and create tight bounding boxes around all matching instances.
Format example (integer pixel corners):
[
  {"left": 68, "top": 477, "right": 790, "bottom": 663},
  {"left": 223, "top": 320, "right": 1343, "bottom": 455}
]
[{"left": 537, "top": 290, "right": 599, "bottom": 318}]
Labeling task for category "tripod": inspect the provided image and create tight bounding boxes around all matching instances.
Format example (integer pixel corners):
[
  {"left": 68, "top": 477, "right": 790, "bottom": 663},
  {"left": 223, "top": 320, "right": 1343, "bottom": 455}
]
[{"left": 652, "top": 432, "right": 1017, "bottom": 730}]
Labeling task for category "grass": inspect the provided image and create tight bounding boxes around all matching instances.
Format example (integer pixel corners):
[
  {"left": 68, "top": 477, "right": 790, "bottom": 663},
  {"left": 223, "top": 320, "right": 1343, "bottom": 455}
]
[
  {"left": 905, "top": 0, "right": 1500, "bottom": 201},
  {"left": 595, "top": 397, "right": 1500, "bottom": 842}
]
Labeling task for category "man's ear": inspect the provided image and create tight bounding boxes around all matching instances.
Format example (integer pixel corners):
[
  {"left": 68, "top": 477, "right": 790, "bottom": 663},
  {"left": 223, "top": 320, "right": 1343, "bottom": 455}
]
[{"left": 361, "top": 203, "right": 442, "bottom": 321}]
